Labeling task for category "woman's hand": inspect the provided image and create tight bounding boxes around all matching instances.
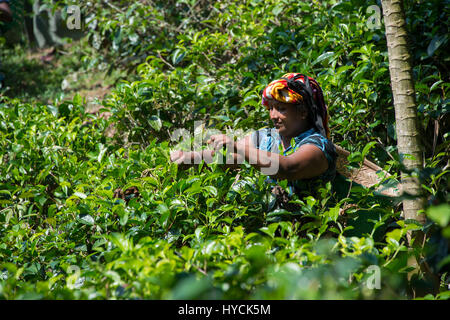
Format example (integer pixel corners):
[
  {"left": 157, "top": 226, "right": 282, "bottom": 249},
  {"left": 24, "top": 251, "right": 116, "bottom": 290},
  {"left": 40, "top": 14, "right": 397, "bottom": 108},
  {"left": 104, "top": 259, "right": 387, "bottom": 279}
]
[
  {"left": 170, "top": 150, "right": 205, "bottom": 167},
  {"left": 170, "top": 150, "right": 187, "bottom": 164},
  {"left": 207, "top": 134, "right": 235, "bottom": 152}
]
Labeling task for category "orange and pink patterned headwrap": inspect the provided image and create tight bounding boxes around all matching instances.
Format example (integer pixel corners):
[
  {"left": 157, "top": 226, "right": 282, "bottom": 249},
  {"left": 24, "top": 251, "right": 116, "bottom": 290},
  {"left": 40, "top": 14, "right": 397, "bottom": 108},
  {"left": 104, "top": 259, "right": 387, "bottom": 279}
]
[{"left": 262, "top": 73, "right": 330, "bottom": 139}]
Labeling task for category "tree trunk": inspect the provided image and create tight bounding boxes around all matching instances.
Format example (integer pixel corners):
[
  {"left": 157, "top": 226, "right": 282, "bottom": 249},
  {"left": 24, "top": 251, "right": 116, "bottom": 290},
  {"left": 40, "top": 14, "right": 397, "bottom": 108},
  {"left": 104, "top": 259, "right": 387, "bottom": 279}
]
[
  {"left": 381, "top": 0, "right": 425, "bottom": 229},
  {"left": 381, "top": 0, "right": 438, "bottom": 296}
]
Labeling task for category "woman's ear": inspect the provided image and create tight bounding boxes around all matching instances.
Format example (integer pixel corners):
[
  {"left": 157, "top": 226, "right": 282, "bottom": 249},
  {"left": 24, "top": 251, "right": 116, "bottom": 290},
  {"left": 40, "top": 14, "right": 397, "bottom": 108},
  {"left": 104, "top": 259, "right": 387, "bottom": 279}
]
[{"left": 297, "top": 104, "right": 308, "bottom": 120}]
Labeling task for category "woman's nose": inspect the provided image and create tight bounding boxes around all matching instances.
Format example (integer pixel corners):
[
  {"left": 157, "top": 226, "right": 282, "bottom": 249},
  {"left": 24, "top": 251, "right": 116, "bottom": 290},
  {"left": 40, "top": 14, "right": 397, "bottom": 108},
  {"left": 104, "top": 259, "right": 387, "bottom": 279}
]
[{"left": 270, "top": 108, "right": 279, "bottom": 120}]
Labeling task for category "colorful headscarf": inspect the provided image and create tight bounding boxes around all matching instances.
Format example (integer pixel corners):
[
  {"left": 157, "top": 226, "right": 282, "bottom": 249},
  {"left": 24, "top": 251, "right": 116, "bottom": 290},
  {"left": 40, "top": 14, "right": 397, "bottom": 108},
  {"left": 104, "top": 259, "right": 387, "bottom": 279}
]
[{"left": 262, "top": 73, "right": 330, "bottom": 139}]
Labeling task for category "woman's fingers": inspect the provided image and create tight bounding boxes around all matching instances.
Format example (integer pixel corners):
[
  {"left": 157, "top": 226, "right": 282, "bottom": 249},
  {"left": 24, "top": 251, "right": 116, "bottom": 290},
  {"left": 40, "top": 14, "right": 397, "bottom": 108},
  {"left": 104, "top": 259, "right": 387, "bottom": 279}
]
[
  {"left": 171, "top": 151, "right": 193, "bottom": 165},
  {"left": 213, "top": 138, "right": 224, "bottom": 151},
  {"left": 207, "top": 135, "right": 219, "bottom": 147},
  {"left": 207, "top": 134, "right": 232, "bottom": 151},
  {"left": 170, "top": 150, "right": 183, "bottom": 162},
  {"left": 174, "top": 156, "right": 186, "bottom": 164},
  {"left": 207, "top": 135, "right": 217, "bottom": 149}
]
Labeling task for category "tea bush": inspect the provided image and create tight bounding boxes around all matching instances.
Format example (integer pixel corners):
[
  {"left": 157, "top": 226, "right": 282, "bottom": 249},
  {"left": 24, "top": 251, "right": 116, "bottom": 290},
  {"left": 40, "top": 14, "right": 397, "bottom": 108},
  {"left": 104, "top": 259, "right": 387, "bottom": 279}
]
[{"left": 0, "top": 0, "right": 448, "bottom": 299}]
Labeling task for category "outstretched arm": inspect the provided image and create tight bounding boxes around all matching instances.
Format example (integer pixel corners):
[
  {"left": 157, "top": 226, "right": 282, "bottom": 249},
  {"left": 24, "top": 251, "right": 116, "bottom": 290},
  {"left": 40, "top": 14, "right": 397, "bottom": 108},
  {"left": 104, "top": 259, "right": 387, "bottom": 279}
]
[
  {"left": 170, "top": 133, "right": 329, "bottom": 180},
  {"left": 210, "top": 134, "right": 329, "bottom": 180},
  {"left": 169, "top": 148, "right": 244, "bottom": 170}
]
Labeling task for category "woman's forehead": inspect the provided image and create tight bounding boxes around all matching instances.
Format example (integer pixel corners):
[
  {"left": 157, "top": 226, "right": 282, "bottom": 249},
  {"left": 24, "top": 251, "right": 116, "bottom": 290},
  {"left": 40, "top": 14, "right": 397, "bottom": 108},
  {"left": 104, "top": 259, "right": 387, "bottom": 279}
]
[{"left": 268, "top": 99, "right": 297, "bottom": 108}]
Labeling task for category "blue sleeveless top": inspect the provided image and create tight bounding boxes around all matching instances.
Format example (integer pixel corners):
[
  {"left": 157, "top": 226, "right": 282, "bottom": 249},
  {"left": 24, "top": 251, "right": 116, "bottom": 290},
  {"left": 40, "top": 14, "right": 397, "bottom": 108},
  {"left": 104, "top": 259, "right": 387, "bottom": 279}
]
[{"left": 251, "top": 127, "right": 337, "bottom": 195}]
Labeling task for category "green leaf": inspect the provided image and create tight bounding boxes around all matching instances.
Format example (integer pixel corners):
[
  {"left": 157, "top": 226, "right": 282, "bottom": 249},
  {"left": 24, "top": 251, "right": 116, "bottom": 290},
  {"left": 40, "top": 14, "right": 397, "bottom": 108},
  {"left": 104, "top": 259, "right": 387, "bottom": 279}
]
[
  {"left": 148, "top": 115, "right": 162, "bottom": 131},
  {"left": 430, "top": 80, "right": 443, "bottom": 92},
  {"left": 203, "top": 186, "right": 217, "bottom": 197},
  {"left": 35, "top": 194, "right": 47, "bottom": 206},
  {"left": 386, "top": 228, "right": 403, "bottom": 243},
  {"left": 46, "top": 105, "right": 58, "bottom": 117},
  {"left": 74, "top": 192, "right": 87, "bottom": 199},
  {"left": 326, "top": 206, "right": 340, "bottom": 222},
  {"left": 157, "top": 203, "right": 170, "bottom": 227},
  {"left": 313, "top": 51, "right": 334, "bottom": 65},
  {"left": 119, "top": 211, "right": 129, "bottom": 226},
  {"left": 259, "top": 223, "right": 278, "bottom": 238},
  {"left": 427, "top": 35, "right": 446, "bottom": 57},
  {"left": 443, "top": 226, "right": 450, "bottom": 239},
  {"left": 109, "top": 233, "right": 132, "bottom": 252},
  {"left": 79, "top": 214, "right": 94, "bottom": 226},
  {"left": 361, "top": 141, "right": 377, "bottom": 158},
  {"left": 171, "top": 48, "right": 186, "bottom": 65},
  {"left": 427, "top": 204, "right": 450, "bottom": 227},
  {"left": 195, "top": 226, "right": 204, "bottom": 242},
  {"left": 98, "top": 143, "right": 107, "bottom": 163},
  {"left": 169, "top": 276, "right": 211, "bottom": 299},
  {"left": 272, "top": 4, "right": 283, "bottom": 16}
]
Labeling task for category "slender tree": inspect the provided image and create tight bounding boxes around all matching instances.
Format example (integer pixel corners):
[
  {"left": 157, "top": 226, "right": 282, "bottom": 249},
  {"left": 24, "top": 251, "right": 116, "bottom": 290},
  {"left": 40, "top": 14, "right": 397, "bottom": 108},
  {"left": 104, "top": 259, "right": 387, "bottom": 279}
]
[
  {"left": 381, "top": 0, "right": 439, "bottom": 295},
  {"left": 381, "top": 0, "right": 425, "bottom": 232}
]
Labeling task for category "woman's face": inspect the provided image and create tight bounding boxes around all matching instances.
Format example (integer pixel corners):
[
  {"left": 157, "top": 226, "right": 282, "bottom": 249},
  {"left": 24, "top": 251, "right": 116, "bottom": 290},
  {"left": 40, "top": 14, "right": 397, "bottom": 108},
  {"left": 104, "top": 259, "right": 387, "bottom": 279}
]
[{"left": 268, "top": 100, "right": 309, "bottom": 138}]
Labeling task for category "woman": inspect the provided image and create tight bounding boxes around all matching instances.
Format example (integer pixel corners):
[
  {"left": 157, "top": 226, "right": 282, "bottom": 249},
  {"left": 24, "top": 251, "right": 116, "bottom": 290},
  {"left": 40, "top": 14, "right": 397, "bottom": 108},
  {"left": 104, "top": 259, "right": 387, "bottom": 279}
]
[{"left": 170, "top": 73, "right": 337, "bottom": 198}]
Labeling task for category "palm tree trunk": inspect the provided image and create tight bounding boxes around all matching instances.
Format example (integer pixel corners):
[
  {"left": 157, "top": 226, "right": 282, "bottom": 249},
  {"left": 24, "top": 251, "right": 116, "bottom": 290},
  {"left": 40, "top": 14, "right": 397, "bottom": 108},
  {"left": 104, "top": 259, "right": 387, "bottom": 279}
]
[
  {"left": 381, "top": 0, "right": 439, "bottom": 296},
  {"left": 381, "top": 0, "right": 425, "bottom": 230}
]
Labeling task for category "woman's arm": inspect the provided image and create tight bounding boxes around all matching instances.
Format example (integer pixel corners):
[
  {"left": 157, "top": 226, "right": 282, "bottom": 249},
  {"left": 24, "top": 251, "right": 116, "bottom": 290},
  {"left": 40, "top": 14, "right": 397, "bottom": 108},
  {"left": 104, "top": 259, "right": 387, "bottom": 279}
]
[
  {"left": 171, "top": 134, "right": 329, "bottom": 180},
  {"left": 233, "top": 136, "right": 329, "bottom": 180},
  {"left": 169, "top": 148, "right": 244, "bottom": 170}
]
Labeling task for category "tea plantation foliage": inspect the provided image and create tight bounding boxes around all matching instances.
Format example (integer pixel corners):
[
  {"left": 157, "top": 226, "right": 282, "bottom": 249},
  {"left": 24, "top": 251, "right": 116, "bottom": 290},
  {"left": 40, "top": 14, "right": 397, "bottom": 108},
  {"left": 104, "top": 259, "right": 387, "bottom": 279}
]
[{"left": 0, "top": 0, "right": 449, "bottom": 299}]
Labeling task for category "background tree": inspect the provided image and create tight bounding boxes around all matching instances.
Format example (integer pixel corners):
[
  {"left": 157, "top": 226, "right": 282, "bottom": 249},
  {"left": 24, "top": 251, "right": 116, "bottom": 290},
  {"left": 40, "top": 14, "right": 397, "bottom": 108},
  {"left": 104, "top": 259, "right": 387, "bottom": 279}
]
[{"left": 381, "top": 0, "right": 439, "bottom": 295}]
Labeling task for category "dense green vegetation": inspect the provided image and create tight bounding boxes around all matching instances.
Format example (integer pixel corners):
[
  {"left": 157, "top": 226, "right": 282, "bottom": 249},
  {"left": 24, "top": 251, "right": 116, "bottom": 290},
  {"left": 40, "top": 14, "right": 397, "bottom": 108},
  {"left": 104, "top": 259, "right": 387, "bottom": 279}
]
[{"left": 0, "top": 0, "right": 448, "bottom": 299}]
